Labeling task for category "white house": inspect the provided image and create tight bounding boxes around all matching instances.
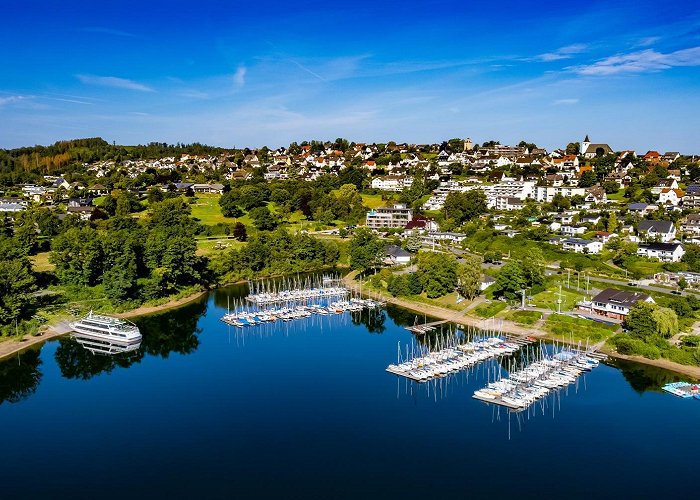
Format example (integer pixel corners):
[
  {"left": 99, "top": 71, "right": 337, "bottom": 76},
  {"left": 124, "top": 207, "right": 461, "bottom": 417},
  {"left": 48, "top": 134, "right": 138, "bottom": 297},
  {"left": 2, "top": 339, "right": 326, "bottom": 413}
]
[
  {"left": 637, "top": 243, "right": 685, "bottom": 262},
  {"left": 658, "top": 188, "right": 684, "bottom": 206},
  {"left": 581, "top": 288, "right": 655, "bottom": 320},
  {"left": 560, "top": 225, "right": 586, "bottom": 236},
  {"left": 562, "top": 238, "right": 603, "bottom": 254},
  {"left": 637, "top": 220, "right": 676, "bottom": 243}
]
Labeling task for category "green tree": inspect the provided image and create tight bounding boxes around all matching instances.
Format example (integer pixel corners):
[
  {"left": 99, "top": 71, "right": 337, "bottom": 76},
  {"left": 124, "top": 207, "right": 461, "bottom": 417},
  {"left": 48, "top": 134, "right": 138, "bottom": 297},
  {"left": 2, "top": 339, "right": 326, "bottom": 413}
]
[
  {"left": 232, "top": 222, "right": 247, "bottom": 241},
  {"left": 219, "top": 190, "right": 244, "bottom": 218},
  {"left": 578, "top": 170, "right": 597, "bottom": 188},
  {"left": 349, "top": 228, "right": 383, "bottom": 271},
  {"left": 566, "top": 142, "right": 580, "bottom": 155},
  {"left": 457, "top": 256, "right": 482, "bottom": 300},
  {"left": 625, "top": 302, "right": 658, "bottom": 341},
  {"left": 249, "top": 206, "right": 278, "bottom": 231},
  {"left": 0, "top": 238, "right": 36, "bottom": 326},
  {"left": 607, "top": 211, "right": 618, "bottom": 233},
  {"left": 416, "top": 252, "right": 458, "bottom": 298},
  {"left": 493, "top": 261, "right": 527, "bottom": 300}
]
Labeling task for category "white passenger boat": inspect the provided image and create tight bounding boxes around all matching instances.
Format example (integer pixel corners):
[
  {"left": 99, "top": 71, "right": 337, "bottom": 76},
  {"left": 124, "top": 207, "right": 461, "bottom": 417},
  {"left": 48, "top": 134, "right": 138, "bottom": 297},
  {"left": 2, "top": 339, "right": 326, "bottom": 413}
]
[{"left": 70, "top": 311, "right": 142, "bottom": 346}]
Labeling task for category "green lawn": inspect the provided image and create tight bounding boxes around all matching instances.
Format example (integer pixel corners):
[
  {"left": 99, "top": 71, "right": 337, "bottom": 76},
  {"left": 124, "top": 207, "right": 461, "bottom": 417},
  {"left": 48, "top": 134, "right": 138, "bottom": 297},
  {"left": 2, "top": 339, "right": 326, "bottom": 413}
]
[
  {"left": 503, "top": 310, "right": 542, "bottom": 325},
  {"left": 545, "top": 314, "right": 619, "bottom": 343},
  {"left": 473, "top": 300, "right": 507, "bottom": 318},
  {"left": 361, "top": 193, "right": 390, "bottom": 209},
  {"left": 190, "top": 193, "right": 229, "bottom": 225},
  {"left": 532, "top": 285, "right": 586, "bottom": 312},
  {"left": 30, "top": 252, "right": 55, "bottom": 272},
  {"left": 196, "top": 238, "right": 245, "bottom": 257}
]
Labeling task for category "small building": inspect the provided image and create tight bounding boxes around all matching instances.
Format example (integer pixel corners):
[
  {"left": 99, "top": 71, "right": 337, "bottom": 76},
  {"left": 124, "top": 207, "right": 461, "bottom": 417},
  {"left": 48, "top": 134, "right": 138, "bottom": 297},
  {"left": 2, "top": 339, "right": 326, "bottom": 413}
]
[
  {"left": 582, "top": 288, "right": 655, "bottom": 320},
  {"left": 384, "top": 245, "right": 412, "bottom": 265},
  {"left": 480, "top": 275, "right": 496, "bottom": 291},
  {"left": 404, "top": 216, "right": 439, "bottom": 234}
]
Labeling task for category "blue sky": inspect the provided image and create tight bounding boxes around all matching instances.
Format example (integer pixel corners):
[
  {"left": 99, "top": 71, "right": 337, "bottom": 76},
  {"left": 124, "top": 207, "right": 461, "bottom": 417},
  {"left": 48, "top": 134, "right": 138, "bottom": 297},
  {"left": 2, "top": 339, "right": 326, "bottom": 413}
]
[{"left": 2, "top": 0, "right": 700, "bottom": 152}]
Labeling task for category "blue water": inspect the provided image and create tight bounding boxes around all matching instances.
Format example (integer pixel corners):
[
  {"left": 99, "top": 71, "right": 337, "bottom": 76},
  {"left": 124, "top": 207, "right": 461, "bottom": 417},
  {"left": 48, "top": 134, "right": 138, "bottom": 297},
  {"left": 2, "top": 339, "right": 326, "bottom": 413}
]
[{"left": 1, "top": 286, "right": 698, "bottom": 499}]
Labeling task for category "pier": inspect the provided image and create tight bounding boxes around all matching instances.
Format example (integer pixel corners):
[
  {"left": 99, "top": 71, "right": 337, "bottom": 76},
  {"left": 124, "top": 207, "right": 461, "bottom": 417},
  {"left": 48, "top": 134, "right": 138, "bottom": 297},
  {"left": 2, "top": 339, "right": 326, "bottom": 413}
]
[
  {"left": 386, "top": 333, "right": 536, "bottom": 382},
  {"left": 472, "top": 346, "right": 607, "bottom": 411}
]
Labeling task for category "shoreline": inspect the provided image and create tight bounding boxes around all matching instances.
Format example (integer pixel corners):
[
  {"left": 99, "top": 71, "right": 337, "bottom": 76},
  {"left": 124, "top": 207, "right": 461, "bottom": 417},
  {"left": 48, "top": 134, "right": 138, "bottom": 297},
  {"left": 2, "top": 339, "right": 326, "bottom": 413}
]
[
  {"left": 3, "top": 275, "right": 700, "bottom": 380},
  {"left": 0, "top": 288, "right": 210, "bottom": 362},
  {"left": 344, "top": 274, "right": 700, "bottom": 381}
]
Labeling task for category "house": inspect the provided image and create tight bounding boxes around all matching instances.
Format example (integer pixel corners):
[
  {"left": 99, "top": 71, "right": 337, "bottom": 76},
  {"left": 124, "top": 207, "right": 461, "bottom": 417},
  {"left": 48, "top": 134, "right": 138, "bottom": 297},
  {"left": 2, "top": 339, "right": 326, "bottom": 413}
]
[
  {"left": 681, "top": 214, "right": 700, "bottom": 235},
  {"left": 52, "top": 177, "right": 70, "bottom": 190},
  {"left": 67, "top": 205, "right": 97, "bottom": 221},
  {"left": 424, "top": 232, "right": 466, "bottom": 244},
  {"left": 658, "top": 188, "right": 684, "bottom": 206},
  {"left": 562, "top": 238, "right": 603, "bottom": 254},
  {"left": 651, "top": 178, "right": 678, "bottom": 195},
  {"left": 594, "top": 231, "right": 615, "bottom": 244},
  {"left": 663, "top": 152, "right": 680, "bottom": 163},
  {"left": 67, "top": 197, "right": 93, "bottom": 208},
  {"left": 480, "top": 275, "right": 496, "bottom": 291},
  {"left": 584, "top": 187, "right": 607, "bottom": 205},
  {"left": 580, "top": 215, "right": 602, "bottom": 226},
  {"left": 371, "top": 175, "right": 412, "bottom": 192},
  {"left": 560, "top": 225, "right": 586, "bottom": 236},
  {"left": 580, "top": 136, "right": 613, "bottom": 159},
  {"left": 643, "top": 151, "right": 662, "bottom": 164},
  {"left": 627, "top": 203, "right": 658, "bottom": 215},
  {"left": 637, "top": 220, "right": 676, "bottom": 242},
  {"left": 87, "top": 184, "right": 108, "bottom": 196},
  {"left": 384, "top": 245, "right": 412, "bottom": 265},
  {"left": 683, "top": 185, "right": 700, "bottom": 208},
  {"left": 404, "top": 216, "right": 439, "bottom": 233},
  {"left": 366, "top": 204, "right": 413, "bottom": 229},
  {"left": 192, "top": 183, "right": 225, "bottom": 194},
  {"left": 637, "top": 242, "right": 685, "bottom": 262},
  {"left": 583, "top": 288, "right": 655, "bottom": 320},
  {"left": 0, "top": 202, "right": 25, "bottom": 213}
]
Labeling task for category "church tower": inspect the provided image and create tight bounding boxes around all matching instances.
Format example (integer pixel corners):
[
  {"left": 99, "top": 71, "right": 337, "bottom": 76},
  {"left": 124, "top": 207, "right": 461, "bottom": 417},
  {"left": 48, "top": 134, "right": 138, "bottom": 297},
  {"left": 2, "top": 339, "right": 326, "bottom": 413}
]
[
  {"left": 463, "top": 137, "right": 473, "bottom": 152},
  {"left": 581, "top": 135, "right": 590, "bottom": 155}
]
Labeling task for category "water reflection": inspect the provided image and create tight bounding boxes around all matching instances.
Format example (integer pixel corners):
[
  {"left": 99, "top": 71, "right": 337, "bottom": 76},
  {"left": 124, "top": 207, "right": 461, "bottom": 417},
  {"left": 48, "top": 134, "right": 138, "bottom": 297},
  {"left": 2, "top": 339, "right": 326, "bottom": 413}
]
[
  {"left": 351, "top": 307, "right": 387, "bottom": 334},
  {"left": 0, "top": 348, "right": 42, "bottom": 405},
  {"left": 607, "top": 358, "right": 690, "bottom": 394},
  {"left": 55, "top": 297, "right": 208, "bottom": 380}
]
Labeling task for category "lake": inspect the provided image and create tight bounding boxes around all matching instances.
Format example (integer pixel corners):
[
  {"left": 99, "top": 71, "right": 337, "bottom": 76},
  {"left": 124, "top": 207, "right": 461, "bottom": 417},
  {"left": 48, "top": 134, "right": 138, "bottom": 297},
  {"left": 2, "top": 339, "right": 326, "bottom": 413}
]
[{"left": 1, "top": 284, "right": 699, "bottom": 499}]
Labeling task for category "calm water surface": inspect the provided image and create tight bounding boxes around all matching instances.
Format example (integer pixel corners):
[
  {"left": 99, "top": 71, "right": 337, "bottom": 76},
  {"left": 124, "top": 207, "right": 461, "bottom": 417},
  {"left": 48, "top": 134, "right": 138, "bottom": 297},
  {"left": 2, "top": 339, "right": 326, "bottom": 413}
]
[{"left": 1, "top": 284, "right": 698, "bottom": 499}]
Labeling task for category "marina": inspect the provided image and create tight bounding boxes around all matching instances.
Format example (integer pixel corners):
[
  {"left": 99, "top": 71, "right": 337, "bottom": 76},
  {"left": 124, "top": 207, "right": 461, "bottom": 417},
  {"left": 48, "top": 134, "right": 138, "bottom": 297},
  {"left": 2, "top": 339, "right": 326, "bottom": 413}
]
[
  {"left": 223, "top": 275, "right": 383, "bottom": 327},
  {"left": 473, "top": 346, "right": 605, "bottom": 410},
  {"left": 386, "top": 329, "right": 535, "bottom": 382},
  {"left": 2, "top": 284, "right": 700, "bottom": 499}
]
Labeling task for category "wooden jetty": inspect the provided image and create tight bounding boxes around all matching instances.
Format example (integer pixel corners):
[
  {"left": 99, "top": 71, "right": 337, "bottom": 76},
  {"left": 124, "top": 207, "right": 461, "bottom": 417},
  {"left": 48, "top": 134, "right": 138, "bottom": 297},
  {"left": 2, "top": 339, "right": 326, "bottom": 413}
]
[{"left": 405, "top": 319, "right": 450, "bottom": 334}]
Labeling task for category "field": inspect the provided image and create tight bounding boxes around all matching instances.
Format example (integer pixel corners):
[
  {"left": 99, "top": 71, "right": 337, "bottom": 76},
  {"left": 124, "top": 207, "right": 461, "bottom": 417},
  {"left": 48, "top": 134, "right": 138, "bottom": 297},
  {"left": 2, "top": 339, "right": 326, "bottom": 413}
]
[
  {"left": 196, "top": 238, "right": 246, "bottom": 257},
  {"left": 472, "top": 300, "right": 507, "bottom": 318},
  {"left": 190, "top": 193, "right": 228, "bottom": 225},
  {"left": 503, "top": 310, "right": 542, "bottom": 325},
  {"left": 531, "top": 285, "right": 586, "bottom": 312},
  {"left": 545, "top": 314, "right": 619, "bottom": 343},
  {"left": 361, "top": 193, "right": 390, "bottom": 209},
  {"left": 30, "top": 252, "right": 55, "bottom": 272}
]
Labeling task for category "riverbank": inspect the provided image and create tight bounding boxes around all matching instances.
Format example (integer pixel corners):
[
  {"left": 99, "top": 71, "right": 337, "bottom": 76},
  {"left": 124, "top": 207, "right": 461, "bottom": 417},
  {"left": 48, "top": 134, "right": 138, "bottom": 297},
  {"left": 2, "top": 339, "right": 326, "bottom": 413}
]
[
  {"left": 0, "top": 288, "right": 209, "bottom": 363},
  {"left": 344, "top": 274, "right": 700, "bottom": 381}
]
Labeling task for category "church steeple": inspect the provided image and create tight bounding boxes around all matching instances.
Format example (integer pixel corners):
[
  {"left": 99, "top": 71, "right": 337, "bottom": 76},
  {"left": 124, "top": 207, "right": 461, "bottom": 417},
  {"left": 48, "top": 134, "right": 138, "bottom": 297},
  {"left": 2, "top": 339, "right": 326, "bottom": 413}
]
[{"left": 584, "top": 134, "right": 590, "bottom": 142}]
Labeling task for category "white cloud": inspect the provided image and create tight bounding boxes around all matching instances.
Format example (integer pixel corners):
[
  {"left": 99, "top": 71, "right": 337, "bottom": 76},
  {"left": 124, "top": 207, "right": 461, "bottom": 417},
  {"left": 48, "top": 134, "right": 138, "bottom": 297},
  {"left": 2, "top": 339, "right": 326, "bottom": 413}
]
[
  {"left": 76, "top": 74, "right": 154, "bottom": 92},
  {"left": 233, "top": 66, "right": 247, "bottom": 88},
  {"left": 553, "top": 98, "right": 579, "bottom": 105},
  {"left": 572, "top": 46, "right": 700, "bottom": 75},
  {"left": 533, "top": 44, "right": 588, "bottom": 62},
  {"left": 0, "top": 95, "right": 27, "bottom": 106}
]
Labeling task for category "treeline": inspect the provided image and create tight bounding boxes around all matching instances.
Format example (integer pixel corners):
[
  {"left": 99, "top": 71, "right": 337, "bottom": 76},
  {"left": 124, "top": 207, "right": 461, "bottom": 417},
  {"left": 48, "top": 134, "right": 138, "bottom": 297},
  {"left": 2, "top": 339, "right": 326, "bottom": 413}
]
[
  {"left": 213, "top": 229, "right": 340, "bottom": 280},
  {"left": 219, "top": 173, "right": 370, "bottom": 228},
  {"left": 50, "top": 198, "right": 210, "bottom": 302},
  {"left": 0, "top": 137, "right": 232, "bottom": 182}
]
